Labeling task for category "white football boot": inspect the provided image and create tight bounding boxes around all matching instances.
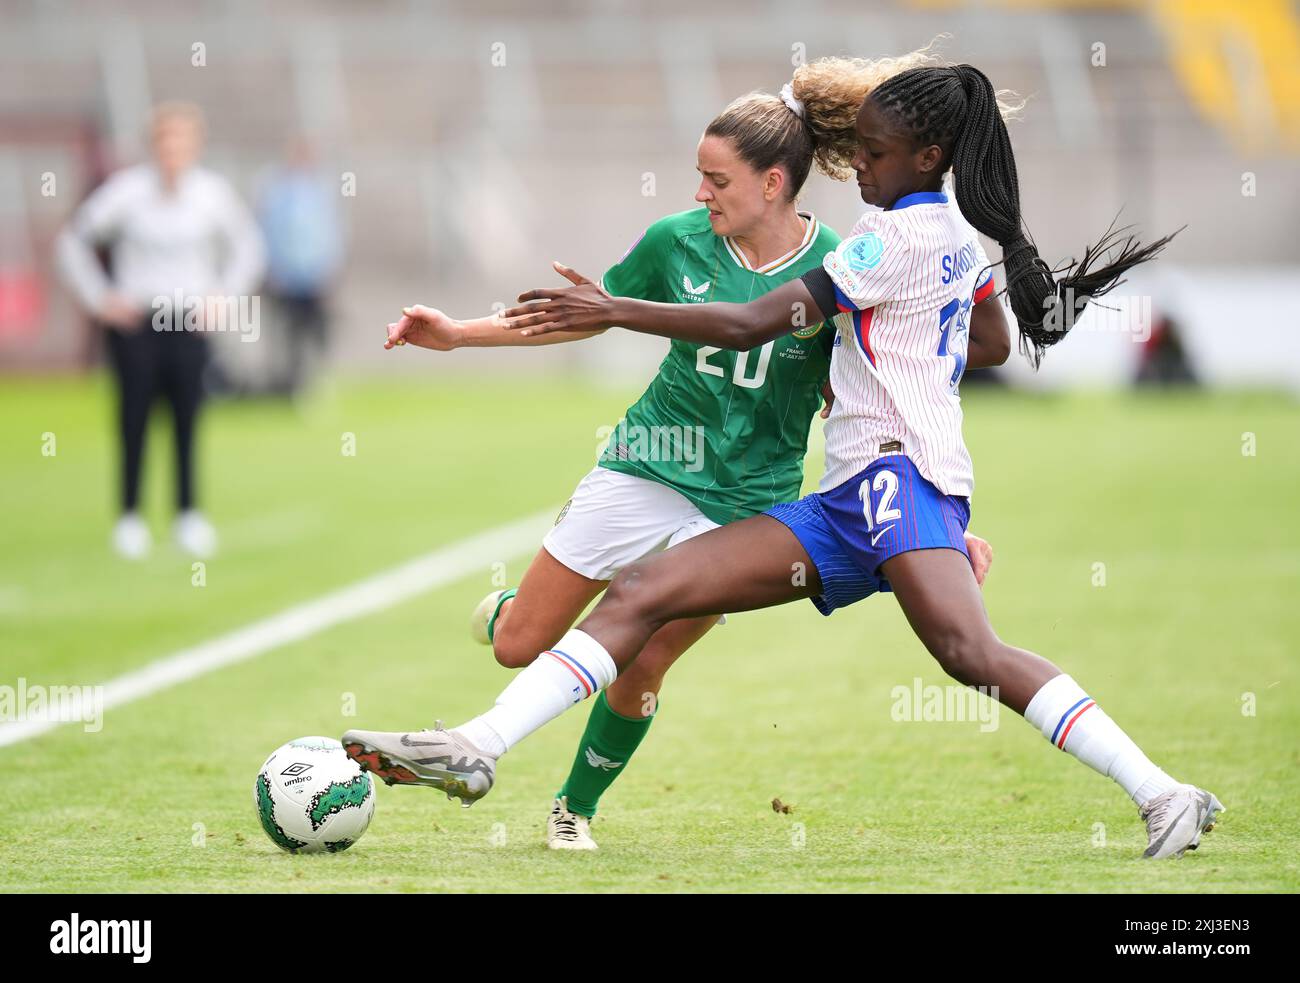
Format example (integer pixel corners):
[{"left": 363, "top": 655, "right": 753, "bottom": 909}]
[
  {"left": 1140, "top": 784, "right": 1224, "bottom": 859},
  {"left": 470, "top": 588, "right": 515, "bottom": 645},
  {"left": 547, "top": 796, "right": 598, "bottom": 851},
  {"left": 174, "top": 509, "right": 217, "bottom": 558},
  {"left": 112, "top": 513, "right": 152, "bottom": 560},
  {"left": 342, "top": 723, "right": 497, "bottom": 807}
]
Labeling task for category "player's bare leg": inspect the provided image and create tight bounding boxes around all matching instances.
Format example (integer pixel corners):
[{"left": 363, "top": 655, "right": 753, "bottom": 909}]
[
  {"left": 880, "top": 547, "right": 1054, "bottom": 712},
  {"left": 575, "top": 515, "right": 818, "bottom": 664},
  {"left": 583, "top": 528, "right": 989, "bottom": 661},
  {"left": 604, "top": 614, "right": 719, "bottom": 717},
  {"left": 473, "top": 547, "right": 607, "bottom": 668},
  {"left": 881, "top": 547, "right": 1222, "bottom": 858}
]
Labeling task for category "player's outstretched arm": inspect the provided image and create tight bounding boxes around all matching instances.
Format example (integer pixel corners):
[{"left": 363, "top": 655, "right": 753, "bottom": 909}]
[
  {"left": 503, "top": 262, "right": 818, "bottom": 351},
  {"left": 385, "top": 303, "right": 606, "bottom": 351}
]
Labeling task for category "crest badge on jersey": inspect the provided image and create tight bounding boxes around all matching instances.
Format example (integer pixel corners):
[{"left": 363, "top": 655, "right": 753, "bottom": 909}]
[
  {"left": 681, "top": 275, "right": 710, "bottom": 302},
  {"left": 844, "top": 232, "right": 885, "bottom": 272},
  {"left": 792, "top": 322, "right": 822, "bottom": 339}
]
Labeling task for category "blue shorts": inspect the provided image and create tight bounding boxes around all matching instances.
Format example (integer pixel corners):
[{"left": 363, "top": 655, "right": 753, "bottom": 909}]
[{"left": 765, "top": 455, "right": 970, "bottom": 616}]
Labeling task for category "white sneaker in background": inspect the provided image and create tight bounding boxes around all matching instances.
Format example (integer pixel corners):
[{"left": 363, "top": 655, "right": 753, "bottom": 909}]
[
  {"left": 112, "top": 513, "right": 152, "bottom": 560},
  {"left": 174, "top": 510, "right": 217, "bottom": 558}
]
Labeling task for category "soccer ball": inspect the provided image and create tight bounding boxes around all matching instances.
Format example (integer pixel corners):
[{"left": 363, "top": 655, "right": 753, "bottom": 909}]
[{"left": 254, "top": 736, "right": 376, "bottom": 854}]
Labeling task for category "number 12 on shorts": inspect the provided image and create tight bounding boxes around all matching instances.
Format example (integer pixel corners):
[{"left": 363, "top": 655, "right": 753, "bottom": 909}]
[{"left": 859, "top": 468, "right": 902, "bottom": 531}]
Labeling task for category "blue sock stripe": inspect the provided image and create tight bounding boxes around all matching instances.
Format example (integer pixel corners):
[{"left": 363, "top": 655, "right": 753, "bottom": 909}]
[
  {"left": 1051, "top": 697, "right": 1092, "bottom": 746},
  {"left": 551, "top": 648, "right": 598, "bottom": 694}
]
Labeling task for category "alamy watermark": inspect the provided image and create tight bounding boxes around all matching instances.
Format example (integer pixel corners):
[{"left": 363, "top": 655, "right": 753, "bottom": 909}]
[
  {"left": 50, "top": 913, "right": 150, "bottom": 963},
  {"left": 151, "top": 291, "right": 261, "bottom": 342},
  {"left": 596, "top": 419, "right": 706, "bottom": 472},
  {"left": 890, "top": 678, "right": 1000, "bottom": 732},
  {"left": 1043, "top": 289, "right": 1155, "bottom": 344},
  {"left": 0, "top": 678, "right": 104, "bottom": 733}
]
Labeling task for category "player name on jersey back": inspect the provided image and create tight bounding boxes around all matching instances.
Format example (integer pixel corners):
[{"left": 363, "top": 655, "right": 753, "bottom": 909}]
[{"left": 819, "top": 191, "right": 995, "bottom": 499}]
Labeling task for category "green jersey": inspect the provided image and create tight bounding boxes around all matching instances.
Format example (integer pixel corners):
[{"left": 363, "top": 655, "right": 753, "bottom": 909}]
[{"left": 598, "top": 207, "right": 840, "bottom": 525}]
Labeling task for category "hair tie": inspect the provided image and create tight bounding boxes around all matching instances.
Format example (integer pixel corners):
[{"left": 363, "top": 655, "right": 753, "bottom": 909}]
[
  {"left": 1003, "top": 230, "right": 1031, "bottom": 253},
  {"left": 779, "top": 82, "right": 806, "bottom": 120}
]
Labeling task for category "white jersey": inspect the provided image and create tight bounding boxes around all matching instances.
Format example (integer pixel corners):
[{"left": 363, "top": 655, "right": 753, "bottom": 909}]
[{"left": 818, "top": 190, "right": 996, "bottom": 498}]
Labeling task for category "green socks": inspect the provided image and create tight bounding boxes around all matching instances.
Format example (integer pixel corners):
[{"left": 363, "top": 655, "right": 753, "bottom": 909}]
[{"left": 556, "top": 690, "right": 655, "bottom": 818}]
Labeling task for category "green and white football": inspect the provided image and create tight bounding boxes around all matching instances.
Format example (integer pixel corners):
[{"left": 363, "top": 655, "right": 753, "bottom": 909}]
[{"left": 254, "top": 736, "right": 376, "bottom": 854}]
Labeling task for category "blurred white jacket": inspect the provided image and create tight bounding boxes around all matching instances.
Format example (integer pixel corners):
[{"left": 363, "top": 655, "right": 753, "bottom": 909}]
[{"left": 57, "top": 163, "right": 265, "bottom": 312}]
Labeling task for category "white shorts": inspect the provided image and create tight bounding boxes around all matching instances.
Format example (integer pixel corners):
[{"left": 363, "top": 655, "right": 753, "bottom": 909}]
[{"left": 542, "top": 465, "right": 721, "bottom": 582}]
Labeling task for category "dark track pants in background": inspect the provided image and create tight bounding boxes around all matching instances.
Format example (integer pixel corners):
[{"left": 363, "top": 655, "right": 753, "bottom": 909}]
[{"left": 105, "top": 322, "right": 208, "bottom": 513}]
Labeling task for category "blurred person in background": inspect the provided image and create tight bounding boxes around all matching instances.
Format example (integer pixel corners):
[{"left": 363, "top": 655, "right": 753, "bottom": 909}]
[
  {"left": 258, "top": 136, "right": 344, "bottom": 396},
  {"left": 56, "top": 101, "right": 265, "bottom": 560},
  {"left": 1135, "top": 311, "right": 1200, "bottom": 386}
]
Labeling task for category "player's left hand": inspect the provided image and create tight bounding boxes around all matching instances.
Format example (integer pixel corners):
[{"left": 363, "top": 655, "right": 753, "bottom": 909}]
[
  {"left": 964, "top": 532, "right": 993, "bottom": 586},
  {"left": 385, "top": 305, "right": 460, "bottom": 351},
  {"left": 502, "top": 262, "right": 614, "bottom": 336}
]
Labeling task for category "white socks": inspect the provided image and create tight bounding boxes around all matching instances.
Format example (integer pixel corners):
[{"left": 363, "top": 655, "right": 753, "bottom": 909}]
[
  {"left": 454, "top": 647, "right": 1179, "bottom": 810},
  {"left": 455, "top": 629, "right": 618, "bottom": 756},
  {"left": 1024, "top": 673, "right": 1178, "bottom": 806}
]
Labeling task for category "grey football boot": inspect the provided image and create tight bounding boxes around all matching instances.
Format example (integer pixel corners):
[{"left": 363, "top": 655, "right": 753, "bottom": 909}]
[
  {"left": 1139, "top": 784, "right": 1224, "bottom": 859},
  {"left": 342, "top": 723, "right": 497, "bottom": 807}
]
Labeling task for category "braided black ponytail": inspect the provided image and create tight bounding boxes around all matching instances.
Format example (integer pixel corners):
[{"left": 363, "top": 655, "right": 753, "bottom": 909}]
[{"left": 870, "top": 64, "right": 1181, "bottom": 367}]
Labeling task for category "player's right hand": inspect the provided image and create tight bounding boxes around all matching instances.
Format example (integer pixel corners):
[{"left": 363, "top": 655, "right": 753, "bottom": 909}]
[{"left": 387, "top": 305, "right": 460, "bottom": 351}]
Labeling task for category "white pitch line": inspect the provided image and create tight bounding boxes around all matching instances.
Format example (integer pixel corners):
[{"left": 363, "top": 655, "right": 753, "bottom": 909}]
[{"left": 0, "top": 509, "right": 557, "bottom": 748}]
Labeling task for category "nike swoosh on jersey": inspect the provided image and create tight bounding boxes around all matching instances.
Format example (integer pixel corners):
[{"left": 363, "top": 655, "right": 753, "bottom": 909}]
[{"left": 871, "top": 525, "right": 896, "bottom": 547}]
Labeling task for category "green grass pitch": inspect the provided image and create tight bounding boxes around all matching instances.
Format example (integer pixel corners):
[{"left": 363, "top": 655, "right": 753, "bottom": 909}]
[{"left": 1, "top": 374, "right": 1297, "bottom": 892}]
